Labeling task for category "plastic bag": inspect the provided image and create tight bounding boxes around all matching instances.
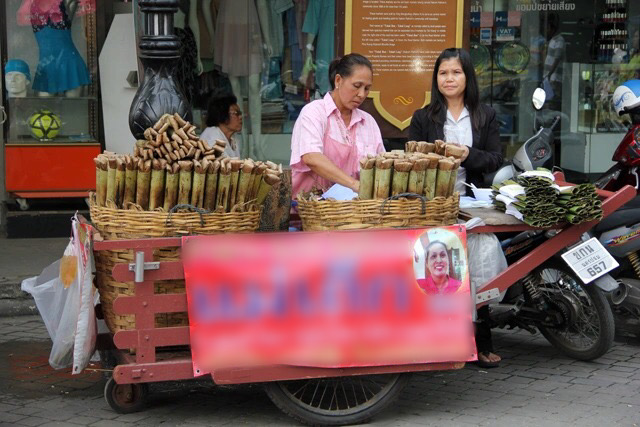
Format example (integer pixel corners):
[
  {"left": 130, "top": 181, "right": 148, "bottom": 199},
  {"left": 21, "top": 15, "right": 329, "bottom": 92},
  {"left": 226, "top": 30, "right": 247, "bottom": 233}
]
[
  {"left": 21, "top": 213, "right": 97, "bottom": 372},
  {"left": 468, "top": 233, "right": 508, "bottom": 303},
  {"left": 20, "top": 237, "right": 80, "bottom": 369},
  {"left": 21, "top": 259, "right": 65, "bottom": 342}
]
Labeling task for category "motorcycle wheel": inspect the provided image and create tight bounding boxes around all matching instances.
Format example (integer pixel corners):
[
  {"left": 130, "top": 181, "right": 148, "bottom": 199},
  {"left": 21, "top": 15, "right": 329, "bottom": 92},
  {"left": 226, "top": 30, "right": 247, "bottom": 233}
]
[
  {"left": 533, "top": 261, "right": 615, "bottom": 361},
  {"left": 264, "top": 373, "right": 411, "bottom": 426}
]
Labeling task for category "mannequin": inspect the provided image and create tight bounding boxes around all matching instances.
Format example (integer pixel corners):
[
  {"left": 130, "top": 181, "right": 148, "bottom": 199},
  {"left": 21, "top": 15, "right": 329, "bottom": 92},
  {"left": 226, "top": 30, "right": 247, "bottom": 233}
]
[
  {"left": 17, "top": 0, "right": 90, "bottom": 97},
  {"left": 214, "top": 0, "right": 272, "bottom": 159},
  {"left": 201, "top": 0, "right": 216, "bottom": 57},
  {"left": 175, "top": 0, "right": 205, "bottom": 75},
  {"left": 4, "top": 59, "right": 31, "bottom": 98},
  {"left": 299, "top": 0, "right": 334, "bottom": 95}
]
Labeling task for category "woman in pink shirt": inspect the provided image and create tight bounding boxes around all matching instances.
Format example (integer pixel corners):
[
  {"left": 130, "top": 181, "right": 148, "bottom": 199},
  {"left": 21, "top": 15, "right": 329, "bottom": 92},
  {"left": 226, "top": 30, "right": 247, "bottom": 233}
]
[{"left": 290, "top": 54, "right": 385, "bottom": 197}]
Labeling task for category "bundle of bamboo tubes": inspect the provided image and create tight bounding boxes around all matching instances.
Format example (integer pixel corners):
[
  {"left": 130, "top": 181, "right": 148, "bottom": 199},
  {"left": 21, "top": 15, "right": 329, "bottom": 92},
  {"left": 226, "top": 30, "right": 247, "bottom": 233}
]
[
  {"left": 137, "top": 113, "right": 226, "bottom": 164},
  {"left": 93, "top": 114, "right": 284, "bottom": 212},
  {"left": 405, "top": 139, "right": 467, "bottom": 160},
  {"left": 357, "top": 151, "right": 460, "bottom": 200}
]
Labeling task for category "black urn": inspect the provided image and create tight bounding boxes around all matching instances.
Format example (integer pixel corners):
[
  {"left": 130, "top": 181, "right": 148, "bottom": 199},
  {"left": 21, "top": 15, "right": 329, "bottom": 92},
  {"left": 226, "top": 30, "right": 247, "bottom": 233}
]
[{"left": 129, "top": 0, "right": 192, "bottom": 139}]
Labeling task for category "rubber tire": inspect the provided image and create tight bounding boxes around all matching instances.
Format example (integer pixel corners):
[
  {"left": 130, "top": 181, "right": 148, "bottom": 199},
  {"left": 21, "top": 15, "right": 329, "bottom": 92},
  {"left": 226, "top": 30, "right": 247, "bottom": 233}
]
[
  {"left": 104, "top": 377, "right": 149, "bottom": 414},
  {"left": 264, "top": 373, "right": 411, "bottom": 426},
  {"left": 535, "top": 261, "right": 615, "bottom": 361}
]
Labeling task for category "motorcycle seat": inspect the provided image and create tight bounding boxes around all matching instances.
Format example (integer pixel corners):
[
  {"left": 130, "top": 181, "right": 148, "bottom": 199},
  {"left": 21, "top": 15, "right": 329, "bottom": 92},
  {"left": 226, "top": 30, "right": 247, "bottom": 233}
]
[{"left": 594, "top": 195, "right": 640, "bottom": 233}]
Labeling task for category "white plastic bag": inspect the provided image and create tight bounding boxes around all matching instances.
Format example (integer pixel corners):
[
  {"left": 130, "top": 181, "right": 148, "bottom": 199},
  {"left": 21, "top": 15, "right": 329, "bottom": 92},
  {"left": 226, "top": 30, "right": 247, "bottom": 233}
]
[
  {"left": 21, "top": 237, "right": 81, "bottom": 369},
  {"left": 468, "top": 233, "right": 508, "bottom": 303},
  {"left": 21, "top": 214, "right": 98, "bottom": 372},
  {"left": 21, "top": 259, "right": 65, "bottom": 343}
]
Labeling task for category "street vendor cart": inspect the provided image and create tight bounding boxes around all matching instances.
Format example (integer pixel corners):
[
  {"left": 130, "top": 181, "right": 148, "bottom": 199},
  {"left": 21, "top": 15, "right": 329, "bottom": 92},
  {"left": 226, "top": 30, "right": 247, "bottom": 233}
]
[{"left": 91, "top": 172, "right": 635, "bottom": 426}]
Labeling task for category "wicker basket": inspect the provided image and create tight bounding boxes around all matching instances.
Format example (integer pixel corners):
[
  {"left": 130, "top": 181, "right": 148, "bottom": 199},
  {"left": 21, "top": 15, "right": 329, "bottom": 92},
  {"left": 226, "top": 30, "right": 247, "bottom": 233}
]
[
  {"left": 297, "top": 193, "right": 460, "bottom": 231},
  {"left": 89, "top": 193, "right": 262, "bottom": 333}
]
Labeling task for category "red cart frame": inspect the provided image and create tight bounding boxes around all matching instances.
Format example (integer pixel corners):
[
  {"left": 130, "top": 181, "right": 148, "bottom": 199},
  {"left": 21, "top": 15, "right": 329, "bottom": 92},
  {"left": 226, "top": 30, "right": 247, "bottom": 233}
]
[{"left": 93, "top": 172, "right": 635, "bottom": 389}]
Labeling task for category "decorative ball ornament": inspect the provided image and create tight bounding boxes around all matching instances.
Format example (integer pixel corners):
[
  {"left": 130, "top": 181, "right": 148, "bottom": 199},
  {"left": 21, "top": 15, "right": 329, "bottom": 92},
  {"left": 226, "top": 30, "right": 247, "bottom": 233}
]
[{"left": 28, "top": 109, "right": 61, "bottom": 140}]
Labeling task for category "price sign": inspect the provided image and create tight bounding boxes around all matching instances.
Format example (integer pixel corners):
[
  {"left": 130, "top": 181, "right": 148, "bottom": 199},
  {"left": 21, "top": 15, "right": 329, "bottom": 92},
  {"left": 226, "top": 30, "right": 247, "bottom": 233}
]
[{"left": 561, "top": 238, "right": 619, "bottom": 284}]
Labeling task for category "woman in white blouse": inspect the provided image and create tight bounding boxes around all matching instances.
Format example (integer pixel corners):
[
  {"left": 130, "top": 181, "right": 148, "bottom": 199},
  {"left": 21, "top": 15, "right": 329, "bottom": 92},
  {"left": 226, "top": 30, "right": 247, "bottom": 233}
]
[{"left": 200, "top": 93, "right": 243, "bottom": 158}]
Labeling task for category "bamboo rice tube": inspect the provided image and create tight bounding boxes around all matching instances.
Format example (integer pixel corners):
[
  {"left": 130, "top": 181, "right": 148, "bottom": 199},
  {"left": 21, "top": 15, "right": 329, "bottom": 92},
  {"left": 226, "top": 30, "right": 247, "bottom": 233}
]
[
  {"left": 236, "top": 160, "right": 255, "bottom": 205},
  {"left": 373, "top": 158, "right": 394, "bottom": 199},
  {"left": 358, "top": 158, "right": 375, "bottom": 200},
  {"left": 123, "top": 156, "right": 137, "bottom": 206},
  {"left": 436, "top": 158, "right": 455, "bottom": 197},
  {"left": 190, "top": 160, "right": 207, "bottom": 208},
  {"left": 135, "top": 159, "right": 152, "bottom": 209},
  {"left": 177, "top": 161, "right": 193, "bottom": 205},
  {"left": 392, "top": 160, "right": 413, "bottom": 195},
  {"left": 163, "top": 163, "right": 180, "bottom": 211},
  {"left": 203, "top": 160, "right": 221, "bottom": 211},
  {"left": 448, "top": 159, "right": 461, "bottom": 196},
  {"left": 249, "top": 164, "right": 268, "bottom": 201},
  {"left": 416, "top": 141, "right": 435, "bottom": 154},
  {"left": 434, "top": 139, "right": 446, "bottom": 155},
  {"left": 115, "top": 157, "right": 126, "bottom": 207},
  {"left": 229, "top": 159, "right": 244, "bottom": 206},
  {"left": 424, "top": 155, "right": 441, "bottom": 200},
  {"left": 149, "top": 159, "right": 166, "bottom": 210},
  {"left": 217, "top": 160, "right": 232, "bottom": 211},
  {"left": 93, "top": 157, "right": 108, "bottom": 206},
  {"left": 257, "top": 173, "right": 281, "bottom": 205},
  {"left": 445, "top": 144, "right": 466, "bottom": 159},
  {"left": 405, "top": 140, "right": 418, "bottom": 152},
  {"left": 106, "top": 157, "right": 118, "bottom": 204},
  {"left": 408, "top": 159, "right": 428, "bottom": 194}
]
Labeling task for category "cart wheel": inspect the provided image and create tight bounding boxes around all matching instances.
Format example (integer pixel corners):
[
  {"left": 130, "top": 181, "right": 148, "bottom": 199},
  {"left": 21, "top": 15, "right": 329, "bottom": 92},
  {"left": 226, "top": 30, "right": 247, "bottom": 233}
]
[
  {"left": 264, "top": 373, "right": 411, "bottom": 426},
  {"left": 104, "top": 377, "right": 149, "bottom": 414}
]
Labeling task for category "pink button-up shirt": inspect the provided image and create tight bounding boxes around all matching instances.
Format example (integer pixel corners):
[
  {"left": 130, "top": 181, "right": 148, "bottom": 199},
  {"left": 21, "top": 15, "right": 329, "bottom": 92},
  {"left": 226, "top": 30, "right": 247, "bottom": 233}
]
[{"left": 290, "top": 93, "right": 385, "bottom": 196}]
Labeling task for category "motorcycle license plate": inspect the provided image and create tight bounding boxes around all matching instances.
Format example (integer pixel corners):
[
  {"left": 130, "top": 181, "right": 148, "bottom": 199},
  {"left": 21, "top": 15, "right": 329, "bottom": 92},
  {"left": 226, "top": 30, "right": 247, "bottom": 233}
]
[{"left": 561, "top": 238, "right": 619, "bottom": 284}]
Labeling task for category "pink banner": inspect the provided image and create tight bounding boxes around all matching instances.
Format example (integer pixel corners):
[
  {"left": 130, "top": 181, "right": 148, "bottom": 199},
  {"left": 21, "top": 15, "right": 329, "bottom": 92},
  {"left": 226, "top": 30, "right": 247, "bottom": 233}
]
[{"left": 183, "top": 227, "right": 476, "bottom": 376}]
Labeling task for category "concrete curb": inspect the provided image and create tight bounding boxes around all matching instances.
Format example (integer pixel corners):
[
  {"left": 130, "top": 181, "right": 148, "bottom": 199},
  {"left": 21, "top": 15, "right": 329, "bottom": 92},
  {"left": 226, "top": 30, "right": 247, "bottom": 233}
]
[{"left": 0, "top": 277, "right": 39, "bottom": 317}]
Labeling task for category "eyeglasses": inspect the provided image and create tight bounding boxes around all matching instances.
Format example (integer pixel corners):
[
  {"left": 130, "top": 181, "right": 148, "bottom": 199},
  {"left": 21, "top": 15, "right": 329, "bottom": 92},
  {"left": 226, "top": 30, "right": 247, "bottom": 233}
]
[{"left": 229, "top": 110, "right": 243, "bottom": 117}]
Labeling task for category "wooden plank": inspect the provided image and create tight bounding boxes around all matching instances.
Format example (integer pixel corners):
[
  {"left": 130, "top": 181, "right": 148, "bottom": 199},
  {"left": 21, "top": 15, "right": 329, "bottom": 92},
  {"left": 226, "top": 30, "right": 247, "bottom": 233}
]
[
  {"left": 114, "top": 326, "right": 190, "bottom": 350},
  {"left": 113, "top": 293, "right": 188, "bottom": 316},
  {"left": 213, "top": 362, "right": 465, "bottom": 385},
  {"left": 111, "top": 261, "right": 184, "bottom": 282}
]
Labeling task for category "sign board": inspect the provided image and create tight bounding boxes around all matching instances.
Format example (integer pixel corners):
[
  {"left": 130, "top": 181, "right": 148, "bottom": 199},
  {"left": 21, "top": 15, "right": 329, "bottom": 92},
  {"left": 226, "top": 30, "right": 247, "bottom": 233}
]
[
  {"left": 344, "top": 0, "right": 464, "bottom": 130},
  {"left": 496, "top": 28, "right": 516, "bottom": 42},
  {"left": 183, "top": 227, "right": 476, "bottom": 377},
  {"left": 561, "top": 237, "right": 619, "bottom": 283}
]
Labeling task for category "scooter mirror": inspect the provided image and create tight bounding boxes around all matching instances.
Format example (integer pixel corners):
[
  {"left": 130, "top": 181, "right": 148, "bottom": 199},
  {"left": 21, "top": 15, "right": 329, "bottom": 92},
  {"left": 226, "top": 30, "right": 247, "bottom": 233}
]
[{"left": 532, "top": 88, "right": 546, "bottom": 110}]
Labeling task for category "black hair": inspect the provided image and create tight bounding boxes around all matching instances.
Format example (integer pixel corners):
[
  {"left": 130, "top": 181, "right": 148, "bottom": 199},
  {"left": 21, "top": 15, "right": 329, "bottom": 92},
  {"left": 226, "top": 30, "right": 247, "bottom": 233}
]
[
  {"left": 328, "top": 53, "right": 373, "bottom": 90},
  {"left": 425, "top": 240, "right": 456, "bottom": 279},
  {"left": 425, "top": 48, "right": 485, "bottom": 131},
  {"left": 205, "top": 92, "right": 238, "bottom": 127}
]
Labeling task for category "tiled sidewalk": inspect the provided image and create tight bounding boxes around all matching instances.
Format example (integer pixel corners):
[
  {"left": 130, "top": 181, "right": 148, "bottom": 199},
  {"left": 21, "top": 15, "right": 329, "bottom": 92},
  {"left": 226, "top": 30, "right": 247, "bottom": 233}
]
[{"left": 1, "top": 315, "right": 639, "bottom": 426}]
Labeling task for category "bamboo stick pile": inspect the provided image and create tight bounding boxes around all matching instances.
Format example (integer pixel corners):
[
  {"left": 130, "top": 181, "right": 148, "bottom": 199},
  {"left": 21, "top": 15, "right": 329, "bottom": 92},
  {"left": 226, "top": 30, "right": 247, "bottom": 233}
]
[
  {"left": 93, "top": 114, "right": 283, "bottom": 212},
  {"left": 357, "top": 150, "right": 460, "bottom": 200}
]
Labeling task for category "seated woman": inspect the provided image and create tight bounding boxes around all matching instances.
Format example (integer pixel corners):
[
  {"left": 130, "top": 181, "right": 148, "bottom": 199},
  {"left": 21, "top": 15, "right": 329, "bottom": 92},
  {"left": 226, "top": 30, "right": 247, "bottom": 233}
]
[
  {"left": 200, "top": 93, "right": 243, "bottom": 158},
  {"left": 409, "top": 48, "right": 504, "bottom": 368},
  {"left": 290, "top": 53, "right": 385, "bottom": 196},
  {"left": 417, "top": 241, "right": 461, "bottom": 295}
]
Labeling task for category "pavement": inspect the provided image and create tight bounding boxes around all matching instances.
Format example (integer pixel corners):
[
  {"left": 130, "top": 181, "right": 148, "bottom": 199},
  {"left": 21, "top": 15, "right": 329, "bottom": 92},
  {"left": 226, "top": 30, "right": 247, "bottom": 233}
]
[
  {"left": 0, "top": 237, "right": 69, "bottom": 316},
  {"left": 2, "top": 239, "right": 640, "bottom": 425},
  {"left": 1, "top": 314, "right": 640, "bottom": 426}
]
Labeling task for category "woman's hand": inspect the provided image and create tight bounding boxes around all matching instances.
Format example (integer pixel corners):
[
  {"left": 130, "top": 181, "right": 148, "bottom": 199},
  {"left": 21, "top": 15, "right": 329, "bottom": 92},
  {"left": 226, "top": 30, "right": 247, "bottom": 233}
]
[
  {"left": 302, "top": 152, "right": 360, "bottom": 192},
  {"left": 459, "top": 145, "right": 470, "bottom": 161}
]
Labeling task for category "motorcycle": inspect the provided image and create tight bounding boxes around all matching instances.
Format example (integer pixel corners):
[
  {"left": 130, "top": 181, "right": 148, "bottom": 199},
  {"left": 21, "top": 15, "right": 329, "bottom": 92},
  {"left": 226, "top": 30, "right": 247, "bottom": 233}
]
[
  {"left": 481, "top": 88, "right": 620, "bottom": 360},
  {"left": 590, "top": 80, "right": 640, "bottom": 337}
]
